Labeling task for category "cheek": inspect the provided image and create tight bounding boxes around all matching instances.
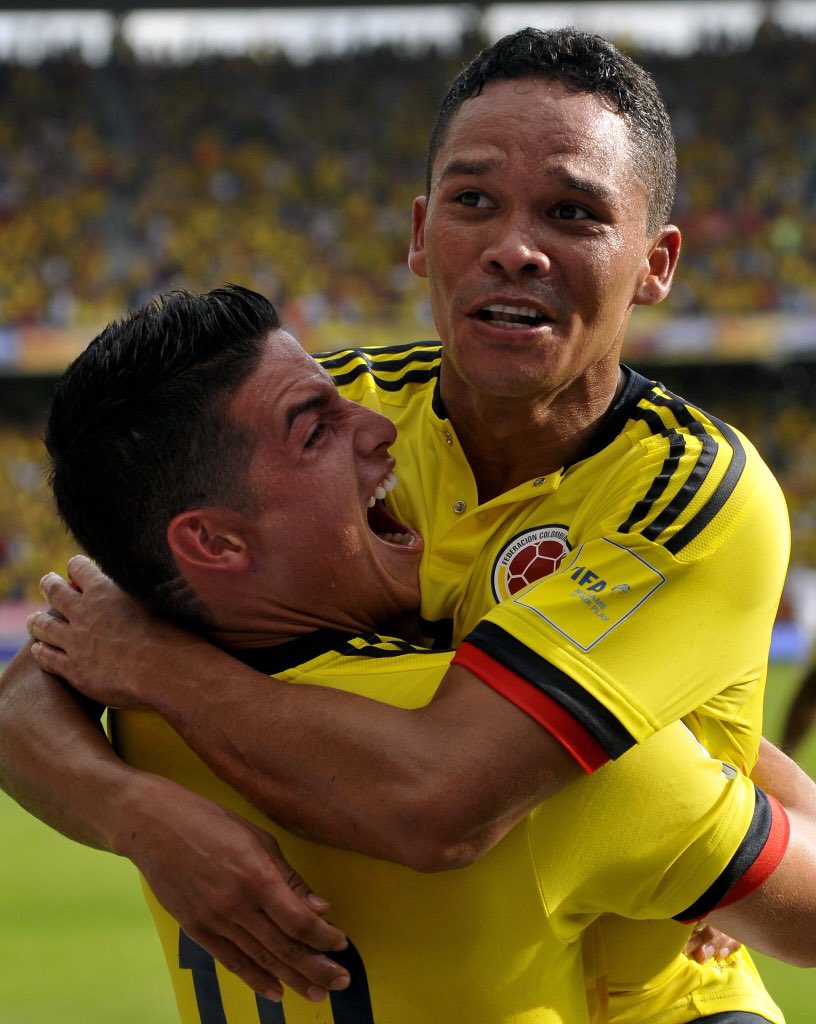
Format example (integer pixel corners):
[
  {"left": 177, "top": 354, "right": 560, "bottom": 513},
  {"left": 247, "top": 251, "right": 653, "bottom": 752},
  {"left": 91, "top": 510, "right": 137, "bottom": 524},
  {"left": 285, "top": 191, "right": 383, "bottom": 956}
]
[
  {"left": 337, "top": 522, "right": 367, "bottom": 557},
  {"left": 425, "top": 220, "right": 468, "bottom": 282},
  {"left": 575, "top": 245, "right": 640, "bottom": 319}
]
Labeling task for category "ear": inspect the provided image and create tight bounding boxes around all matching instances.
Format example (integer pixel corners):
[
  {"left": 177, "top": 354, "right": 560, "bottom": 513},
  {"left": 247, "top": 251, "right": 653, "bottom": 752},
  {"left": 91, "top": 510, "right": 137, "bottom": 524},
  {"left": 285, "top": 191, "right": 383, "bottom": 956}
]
[
  {"left": 407, "top": 195, "right": 429, "bottom": 279},
  {"left": 633, "top": 225, "right": 682, "bottom": 307},
  {"left": 167, "top": 509, "right": 250, "bottom": 574}
]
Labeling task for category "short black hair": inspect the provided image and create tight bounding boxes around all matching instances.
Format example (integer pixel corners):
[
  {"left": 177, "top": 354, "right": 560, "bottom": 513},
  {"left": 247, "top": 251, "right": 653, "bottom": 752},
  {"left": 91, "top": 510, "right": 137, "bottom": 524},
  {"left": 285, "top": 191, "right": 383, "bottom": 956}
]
[
  {"left": 45, "top": 284, "right": 281, "bottom": 630},
  {"left": 426, "top": 26, "right": 676, "bottom": 233}
]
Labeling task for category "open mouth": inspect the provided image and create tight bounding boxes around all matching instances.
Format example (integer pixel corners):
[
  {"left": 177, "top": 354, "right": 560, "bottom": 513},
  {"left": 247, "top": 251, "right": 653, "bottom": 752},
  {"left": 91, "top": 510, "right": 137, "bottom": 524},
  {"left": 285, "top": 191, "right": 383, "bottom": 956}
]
[
  {"left": 366, "top": 471, "right": 418, "bottom": 547},
  {"left": 477, "top": 304, "right": 549, "bottom": 329}
]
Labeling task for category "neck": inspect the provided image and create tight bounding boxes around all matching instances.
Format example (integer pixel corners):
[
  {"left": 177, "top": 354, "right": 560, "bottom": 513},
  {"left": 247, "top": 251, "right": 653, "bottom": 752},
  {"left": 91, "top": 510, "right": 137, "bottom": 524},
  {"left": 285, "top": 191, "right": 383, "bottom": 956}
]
[
  {"left": 210, "top": 620, "right": 323, "bottom": 650},
  {"left": 196, "top": 583, "right": 421, "bottom": 651},
  {"left": 441, "top": 364, "right": 625, "bottom": 503}
]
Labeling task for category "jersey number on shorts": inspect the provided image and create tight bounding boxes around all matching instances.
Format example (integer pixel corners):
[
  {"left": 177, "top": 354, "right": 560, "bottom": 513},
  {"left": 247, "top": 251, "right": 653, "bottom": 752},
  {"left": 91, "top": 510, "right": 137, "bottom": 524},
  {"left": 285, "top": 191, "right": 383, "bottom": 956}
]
[{"left": 179, "top": 929, "right": 375, "bottom": 1023}]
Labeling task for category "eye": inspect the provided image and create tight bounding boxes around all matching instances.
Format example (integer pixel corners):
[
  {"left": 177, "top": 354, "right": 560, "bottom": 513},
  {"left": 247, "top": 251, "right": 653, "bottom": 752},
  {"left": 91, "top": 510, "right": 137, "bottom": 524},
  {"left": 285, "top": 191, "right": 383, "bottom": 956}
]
[
  {"left": 304, "top": 422, "right": 327, "bottom": 449},
  {"left": 456, "top": 190, "right": 492, "bottom": 209},
  {"left": 553, "top": 203, "right": 592, "bottom": 221}
]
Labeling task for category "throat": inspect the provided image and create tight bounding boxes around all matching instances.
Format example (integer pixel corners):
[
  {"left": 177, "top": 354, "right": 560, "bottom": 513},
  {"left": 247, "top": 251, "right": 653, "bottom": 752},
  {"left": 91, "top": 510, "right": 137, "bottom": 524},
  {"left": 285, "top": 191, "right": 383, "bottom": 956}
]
[{"left": 452, "top": 416, "right": 565, "bottom": 502}]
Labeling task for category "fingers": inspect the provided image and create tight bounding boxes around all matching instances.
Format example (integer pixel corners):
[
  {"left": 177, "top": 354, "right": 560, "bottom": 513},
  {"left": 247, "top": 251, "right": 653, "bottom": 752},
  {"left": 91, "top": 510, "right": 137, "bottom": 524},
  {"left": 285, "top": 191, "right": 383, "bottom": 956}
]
[
  {"left": 182, "top": 927, "right": 284, "bottom": 1003},
  {"left": 258, "top": 837, "right": 343, "bottom": 944},
  {"left": 27, "top": 611, "right": 72, "bottom": 678},
  {"left": 28, "top": 641, "right": 66, "bottom": 678},
  {"left": 182, "top": 905, "right": 350, "bottom": 1002},
  {"left": 684, "top": 921, "right": 742, "bottom": 963},
  {"left": 143, "top": 801, "right": 352, "bottom": 1002},
  {"left": 38, "top": 571, "right": 82, "bottom": 617},
  {"left": 27, "top": 610, "right": 69, "bottom": 647},
  {"left": 173, "top": 888, "right": 348, "bottom": 999},
  {"left": 246, "top": 829, "right": 349, "bottom": 952},
  {"left": 224, "top": 831, "right": 350, "bottom": 995},
  {"left": 231, "top": 918, "right": 350, "bottom": 1001},
  {"left": 67, "top": 554, "right": 115, "bottom": 595}
]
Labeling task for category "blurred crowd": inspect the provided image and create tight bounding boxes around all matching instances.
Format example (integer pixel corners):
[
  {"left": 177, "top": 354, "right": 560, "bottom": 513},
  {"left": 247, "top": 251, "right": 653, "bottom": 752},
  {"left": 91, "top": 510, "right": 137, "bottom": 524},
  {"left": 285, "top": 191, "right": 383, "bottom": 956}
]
[
  {"left": 0, "top": 42, "right": 463, "bottom": 348},
  {"left": 2, "top": 25, "right": 816, "bottom": 602},
  {"left": 1, "top": 26, "right": 815, "bottom": 340}
]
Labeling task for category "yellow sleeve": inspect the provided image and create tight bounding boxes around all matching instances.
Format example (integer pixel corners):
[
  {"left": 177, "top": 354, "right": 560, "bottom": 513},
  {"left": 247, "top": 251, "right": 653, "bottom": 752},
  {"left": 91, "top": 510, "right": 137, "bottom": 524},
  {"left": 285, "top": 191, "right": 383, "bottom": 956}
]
[
  {"left": 455, "top": 430, "right": 789, "bottom": 769},
  {"left": 535, "top": 720, "right": 788, "bottom": 936}
]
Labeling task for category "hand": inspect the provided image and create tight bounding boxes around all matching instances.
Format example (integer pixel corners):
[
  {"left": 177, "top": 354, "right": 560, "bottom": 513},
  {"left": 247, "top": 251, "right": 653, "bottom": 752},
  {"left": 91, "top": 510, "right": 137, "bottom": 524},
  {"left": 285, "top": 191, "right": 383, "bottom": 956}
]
[
  {"left": 27, "top": 555, "right": 203, "bottom": 708},
  {"left": 684, "top": 920, "right": 742, "bottom": 964},
  {"left": 121, "top": 773, "right": 350, "bottom": 1003}
]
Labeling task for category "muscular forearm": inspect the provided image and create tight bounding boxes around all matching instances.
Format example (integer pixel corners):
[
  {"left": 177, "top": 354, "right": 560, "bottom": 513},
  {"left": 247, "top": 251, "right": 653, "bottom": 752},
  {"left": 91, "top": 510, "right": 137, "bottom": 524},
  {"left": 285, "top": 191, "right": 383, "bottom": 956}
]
[
  {"left": 124, "top": 639, "right": 578, "bottom": 870},
  {"left": 0, "top": 646, "right": 144, "bottom": 853},
  {"left": 27, "top": 560, "right": 581, "bottom": 869}
]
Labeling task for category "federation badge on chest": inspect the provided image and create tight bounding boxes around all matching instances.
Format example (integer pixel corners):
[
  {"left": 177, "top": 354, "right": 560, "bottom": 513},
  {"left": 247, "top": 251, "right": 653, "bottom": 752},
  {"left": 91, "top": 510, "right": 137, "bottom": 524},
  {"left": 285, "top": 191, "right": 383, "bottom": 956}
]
[{"left": 491, "top": 524, "right": 571, "bottom": 602}]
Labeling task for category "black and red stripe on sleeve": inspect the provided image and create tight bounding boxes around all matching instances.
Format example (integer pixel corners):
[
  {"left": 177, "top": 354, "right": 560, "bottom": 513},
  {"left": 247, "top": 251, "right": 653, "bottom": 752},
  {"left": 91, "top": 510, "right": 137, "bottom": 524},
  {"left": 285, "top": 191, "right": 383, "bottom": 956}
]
[
  {"left": 452, "top": 620, "right": 637, "bottom": 773},
  {"left": 673, "top": 789, "right": 790, "bottom": 923}
]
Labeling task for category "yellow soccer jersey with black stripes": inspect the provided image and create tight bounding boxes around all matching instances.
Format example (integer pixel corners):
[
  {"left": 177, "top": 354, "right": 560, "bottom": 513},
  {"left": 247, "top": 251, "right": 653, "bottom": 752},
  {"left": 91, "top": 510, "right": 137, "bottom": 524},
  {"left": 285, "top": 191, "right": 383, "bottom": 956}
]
[
  {"left": 318, "top": 342, "right": 788, "bottom": 773},
  {"left": 318, "top": 341, "right": 790, "bottom": 1024},
  {"left": 109, "top": 630, "right": 787, "bottom": 1024}
]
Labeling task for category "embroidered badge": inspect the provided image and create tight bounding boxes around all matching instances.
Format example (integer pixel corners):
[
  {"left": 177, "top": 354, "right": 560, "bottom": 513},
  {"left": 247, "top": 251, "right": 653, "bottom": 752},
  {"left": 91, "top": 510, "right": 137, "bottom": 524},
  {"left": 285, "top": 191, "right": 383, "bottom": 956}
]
[{"left": 491, "top": 524, "right": 571, "bottom": 602}]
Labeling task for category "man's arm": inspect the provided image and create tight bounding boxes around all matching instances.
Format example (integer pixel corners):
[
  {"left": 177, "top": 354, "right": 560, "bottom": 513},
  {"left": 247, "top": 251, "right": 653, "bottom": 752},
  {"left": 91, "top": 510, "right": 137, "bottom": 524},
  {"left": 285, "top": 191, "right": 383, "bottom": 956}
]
[
  {"left": 21, "top": 563, "right": 816, "bottom": 973},
  {"left": 27, "top": 558, "right": 582, "bottom": 871},
  {"left": 707, "top": 738, "right": 816, "bottom": 966},
  {"left": 0, "top": 645, "right": 352, "bottom": 1002}
]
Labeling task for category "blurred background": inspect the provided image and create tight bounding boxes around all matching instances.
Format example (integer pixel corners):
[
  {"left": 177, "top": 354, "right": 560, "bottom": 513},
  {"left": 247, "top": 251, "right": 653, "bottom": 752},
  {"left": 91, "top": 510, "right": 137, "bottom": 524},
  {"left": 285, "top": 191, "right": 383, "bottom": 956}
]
[{"left": 1, "top": 1, "right": 816, "bottom": 1020}]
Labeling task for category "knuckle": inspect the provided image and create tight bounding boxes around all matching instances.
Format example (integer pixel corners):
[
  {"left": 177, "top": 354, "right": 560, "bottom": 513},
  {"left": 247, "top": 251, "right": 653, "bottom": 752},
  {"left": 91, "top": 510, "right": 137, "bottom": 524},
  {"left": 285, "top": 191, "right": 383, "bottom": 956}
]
[
  {"left": 218, "top": 952, "right": 246, "bottom": 975},
  {"left": 253, "top": 946, "right": 285, "bottom": 973},
  {"left": 216, "top": 891, "right": 246, "bottom": 918},
  {"left": 272, "top": 934, "right": 305, "bottom": 965}
]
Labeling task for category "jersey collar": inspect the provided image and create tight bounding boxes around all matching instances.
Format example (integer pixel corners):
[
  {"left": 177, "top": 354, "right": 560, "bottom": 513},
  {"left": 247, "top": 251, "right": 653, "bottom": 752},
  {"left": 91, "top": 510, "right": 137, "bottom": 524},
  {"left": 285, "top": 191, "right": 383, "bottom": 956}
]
[
  {"left": 223, "top": 628, "right": 355, "bottom": 674},
  {"left": 563, "top": 365, "right": 656, "bottom": 468}
]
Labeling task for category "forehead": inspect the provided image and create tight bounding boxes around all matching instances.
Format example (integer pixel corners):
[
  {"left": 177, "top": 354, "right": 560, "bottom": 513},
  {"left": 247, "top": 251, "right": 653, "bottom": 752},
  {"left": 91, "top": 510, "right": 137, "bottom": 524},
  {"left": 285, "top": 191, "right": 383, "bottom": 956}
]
[
  {"left": 432, "top": 77, "right": 634, "bottom": 189},
  {"left": 228, "top": 329, "right": 331, "bottom": 430}
]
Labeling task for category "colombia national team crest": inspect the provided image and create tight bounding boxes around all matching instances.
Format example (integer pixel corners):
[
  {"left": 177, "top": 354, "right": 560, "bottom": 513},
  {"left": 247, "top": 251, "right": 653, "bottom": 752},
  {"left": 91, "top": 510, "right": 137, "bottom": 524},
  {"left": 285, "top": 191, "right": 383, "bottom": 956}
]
[{"left": 491, "top": 524, "right": 571, "bottom": 602}]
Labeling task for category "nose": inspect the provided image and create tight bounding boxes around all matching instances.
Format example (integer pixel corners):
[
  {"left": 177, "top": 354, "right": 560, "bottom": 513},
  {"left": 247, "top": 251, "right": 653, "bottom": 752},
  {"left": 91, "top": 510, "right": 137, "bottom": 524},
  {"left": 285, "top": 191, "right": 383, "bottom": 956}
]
[
  {"left": 479, "top": 217, "right": 550, "bottom": 278},
  {"left": 350, "top": 401, "right": 396, "bottom": 457}
]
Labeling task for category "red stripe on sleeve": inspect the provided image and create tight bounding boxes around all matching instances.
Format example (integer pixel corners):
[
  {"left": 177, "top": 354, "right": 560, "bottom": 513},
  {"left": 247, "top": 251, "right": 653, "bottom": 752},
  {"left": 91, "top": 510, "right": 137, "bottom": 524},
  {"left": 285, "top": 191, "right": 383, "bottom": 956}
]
[
  {"left": 452, "top": 642, "right": 610, "bottom": 774},
  {"left": 714, "top": 793, "right": 791, "bottom": 912}
]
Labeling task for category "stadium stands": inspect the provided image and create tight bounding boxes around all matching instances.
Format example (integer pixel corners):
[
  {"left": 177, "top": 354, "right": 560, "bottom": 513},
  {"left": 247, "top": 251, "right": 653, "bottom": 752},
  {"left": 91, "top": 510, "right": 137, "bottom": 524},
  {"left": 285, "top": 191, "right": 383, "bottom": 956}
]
[{"left": 1, "top": 28, "right": 815, "bottom": 610}]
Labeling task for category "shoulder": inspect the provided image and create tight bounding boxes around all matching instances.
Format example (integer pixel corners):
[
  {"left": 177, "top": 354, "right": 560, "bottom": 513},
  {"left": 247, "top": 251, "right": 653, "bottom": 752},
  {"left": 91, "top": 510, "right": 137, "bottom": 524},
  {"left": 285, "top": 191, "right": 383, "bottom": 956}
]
[
  {"left": 316, "top": 342, "right": 441, "bottom": 400},
  {"left": 285, "top": 632, "right": 454, "bottom": 709},
  {"left": 608, "top": 380, "right": 787, "bottom": 560}
]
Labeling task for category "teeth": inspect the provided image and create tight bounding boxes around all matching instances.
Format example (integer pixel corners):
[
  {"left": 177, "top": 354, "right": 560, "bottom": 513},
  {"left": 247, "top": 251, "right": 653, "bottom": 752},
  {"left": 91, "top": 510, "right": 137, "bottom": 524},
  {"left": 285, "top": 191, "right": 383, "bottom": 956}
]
[
  {"left": 369, "top": 470, "right": 399, "bottom": 507},
  {"left": 484, "top": 304, "right": 541, "bottom": 318},
  {"left": 380, "top": 532, "right": 415, "bottom": 547}
]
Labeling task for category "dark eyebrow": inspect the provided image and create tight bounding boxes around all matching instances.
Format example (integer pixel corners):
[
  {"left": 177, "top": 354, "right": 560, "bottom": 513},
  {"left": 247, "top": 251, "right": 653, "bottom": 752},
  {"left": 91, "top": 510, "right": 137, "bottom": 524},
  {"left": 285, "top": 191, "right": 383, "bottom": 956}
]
[
  {"left": 437, "top": 159, "right": 617, "bottom": 207},
  {"left": 436, "top": 157, "right": 497, "bottom": 185},
  {"left": 285, "top": 392, "right": 330, "bottom": 434},
  {"left": 558, "top": 172, "right": 616, "bottom": 206}
]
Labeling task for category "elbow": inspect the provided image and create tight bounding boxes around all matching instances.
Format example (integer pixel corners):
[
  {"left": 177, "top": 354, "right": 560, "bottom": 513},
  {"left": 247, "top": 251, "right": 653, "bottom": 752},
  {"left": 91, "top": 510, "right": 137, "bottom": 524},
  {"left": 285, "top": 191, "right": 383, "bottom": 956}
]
[
  {"left": 391, "top": 835, "right": 489, "bottom": 873},
  {"left": 384, "top": 792, "right": 503, "bottom": 872},
  {"left": 396, "top": 835, "right": 485, "bottom": 873}
]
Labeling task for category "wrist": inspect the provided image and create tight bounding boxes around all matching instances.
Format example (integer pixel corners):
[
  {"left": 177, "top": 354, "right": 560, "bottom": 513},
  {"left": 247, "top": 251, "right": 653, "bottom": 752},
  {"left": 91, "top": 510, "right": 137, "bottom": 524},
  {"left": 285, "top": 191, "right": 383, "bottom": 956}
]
[
  {"left": 108, "top": 769, "right": 172, "bottom": 858},
  {"left": 145, "top": 636, "right": 240, "bottom": 724}
]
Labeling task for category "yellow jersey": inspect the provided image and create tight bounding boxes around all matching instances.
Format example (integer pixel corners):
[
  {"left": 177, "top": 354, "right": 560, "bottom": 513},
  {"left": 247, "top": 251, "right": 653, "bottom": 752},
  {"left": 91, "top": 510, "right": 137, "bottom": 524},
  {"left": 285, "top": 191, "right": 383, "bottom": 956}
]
[
  {"left": 319, "top": 342, "right": 790, "bottom": 1023},
  {"left": 110, "top": 629, "right": 788, "bottom": 1024}
]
